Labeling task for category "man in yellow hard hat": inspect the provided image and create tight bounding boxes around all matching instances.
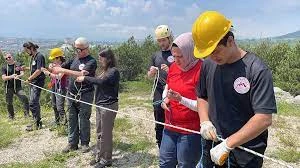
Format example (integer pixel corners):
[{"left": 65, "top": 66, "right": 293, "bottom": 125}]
[
  {"left": 192, "top": 11, "right": 277, "bottom": 168},
  {"left": 147, "top": 25, "right": 174, "bottom": 148}
]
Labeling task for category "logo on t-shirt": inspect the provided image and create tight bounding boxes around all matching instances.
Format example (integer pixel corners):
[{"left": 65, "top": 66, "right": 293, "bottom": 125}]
[
  {"left": 234, "top": 77, "right": 250, "bottom": 94},
  {"left": 79, "top": 64, "right": 85, "bottom": 70},
  {"left": 167, "top": 56, "right": 174, "bottom": 63}
]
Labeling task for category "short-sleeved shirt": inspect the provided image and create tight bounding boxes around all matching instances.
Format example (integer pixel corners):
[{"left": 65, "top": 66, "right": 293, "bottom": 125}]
[
  {"left": 197, "top": 52, "right": 277, "bottom": 149},
  {"left": 166, "top": 60, "right": 202, "bottom": 134},
  {"left": 148, "top": 50, "right": 174, "bottom": 91},
  {"left": 2, "top": 62, "right": 23, "bottom": 89},
  {"left": 61, "top": 55, "right": 97, "bottom": 94},
  {"left": 30, "top": 52, "right": 46, "bottom": 84}
]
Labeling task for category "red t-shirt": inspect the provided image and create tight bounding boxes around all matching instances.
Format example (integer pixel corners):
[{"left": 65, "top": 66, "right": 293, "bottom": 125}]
[{"left": 165, "top": 60, "right": 202, "bottom": 134}]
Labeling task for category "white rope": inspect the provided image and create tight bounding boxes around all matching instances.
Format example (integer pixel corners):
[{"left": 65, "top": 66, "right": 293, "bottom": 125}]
[
  {"left": 217, "top": 137, "right": 293, "bottom": 168},
  {"left": 15, "top": 77, "right": 294, "bottom": 168},
  {"left": 150, "top": 67, "right": 159, "bottom": 99}
]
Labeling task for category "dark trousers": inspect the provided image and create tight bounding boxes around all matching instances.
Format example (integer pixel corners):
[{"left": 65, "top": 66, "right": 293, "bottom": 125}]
[
  {"left": 6, "top": 88, "right": 29, "bottom": 119},
  {"left": 153, "top": 88, "right": 165, "bottom": 148},
  {"left": 198, "top": 138, "right": 265, "bottom": 168},
  {"left": 51, "top": 88, "right": 66, "bottom": 123},
  {"left": 29, "top": 81, "right": 44, "bottom": 122},
  {"left": 96, "top": 102, "right": 118, "bottom": 161},
  {"left": 67, "top": 91, "right": 94, "bottom": 146}
]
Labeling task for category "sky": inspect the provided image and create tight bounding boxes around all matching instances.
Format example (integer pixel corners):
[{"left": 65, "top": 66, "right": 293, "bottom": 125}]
[{"left": 0, "top": 0, "right": 300, "bottom": 41}]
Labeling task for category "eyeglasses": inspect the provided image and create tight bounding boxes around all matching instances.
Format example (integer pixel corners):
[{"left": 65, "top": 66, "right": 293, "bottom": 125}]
[
  {"left": 5, "top": 56, "right": 11, "bottom": 60},
  {"left": 75, "top": 47, "right": 88, "bottom": 53}
]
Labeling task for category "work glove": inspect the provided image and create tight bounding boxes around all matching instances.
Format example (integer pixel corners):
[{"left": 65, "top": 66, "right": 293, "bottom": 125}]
[
  {"left": 210, "top": 138, "right": 233, "bottom": 166},
  {"left": 200, "top": 121, "right": 217, "bottom": 141}
]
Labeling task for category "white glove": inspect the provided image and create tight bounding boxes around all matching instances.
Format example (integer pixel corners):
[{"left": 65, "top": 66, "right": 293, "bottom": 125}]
[
  {"left": 200, "top": 121, "right": 217, "bottom": 141},
  {"left": 210, "top": 138, "right": 233, "bottom": 166}
]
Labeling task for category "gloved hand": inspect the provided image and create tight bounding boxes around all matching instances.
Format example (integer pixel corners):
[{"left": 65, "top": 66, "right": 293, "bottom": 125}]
[
  {"left": 210, "top": 138, "right": 233, "bottom": 166},
  {"left": 200, "top": 121, "right": 217, "bottom": 141}
]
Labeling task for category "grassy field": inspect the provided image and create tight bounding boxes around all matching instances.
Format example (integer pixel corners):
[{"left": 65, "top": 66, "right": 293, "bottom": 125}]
[{"left": 0, "top": 80, "right": 299, "bottom": 167}]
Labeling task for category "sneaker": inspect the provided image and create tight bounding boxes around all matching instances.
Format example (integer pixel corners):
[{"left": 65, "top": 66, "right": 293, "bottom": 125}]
[
  {"left": 25, "top": 124, "right": 33, "bottom": 131},
  {"left": 90, "top": 155, "right": 101, "bottom": 166},
  {"left": 37, "top": 121, "right": 43, "bottom": 129},
  {"left": 62, "top": 144, "right": 78, "bottom": 153},
  {"left": 95, "top": 159, "right": 112, "bottom": 168},
  {"left": 81, "top": 145, "right": 90, "bottom": 153}
]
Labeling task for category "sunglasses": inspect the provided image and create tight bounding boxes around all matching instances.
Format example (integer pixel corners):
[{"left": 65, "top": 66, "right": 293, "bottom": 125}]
[
  {"left": 75, "top": 47, "right": 88, "bottom": 53},
  {"left": 5, "top": 56, "right": 11, "bottom": 60}
]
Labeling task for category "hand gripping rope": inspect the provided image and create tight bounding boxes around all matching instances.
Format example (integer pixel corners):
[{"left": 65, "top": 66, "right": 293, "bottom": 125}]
[
  {"left": 15, "top": 77, "right": 294, "bottom": 168},
  {"left": 150, "top": 67, "right": 159, "bottom": 99}
]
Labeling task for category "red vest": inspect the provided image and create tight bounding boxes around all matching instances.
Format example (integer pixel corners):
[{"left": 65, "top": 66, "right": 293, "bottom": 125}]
[{"left": 165, "top": 60, "right": 202, "bottom": 134}]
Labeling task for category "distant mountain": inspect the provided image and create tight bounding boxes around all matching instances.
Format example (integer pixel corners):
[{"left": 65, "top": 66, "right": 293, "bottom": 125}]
[{"left": 274, "top": 30, "right": 300, "bottom": 39}]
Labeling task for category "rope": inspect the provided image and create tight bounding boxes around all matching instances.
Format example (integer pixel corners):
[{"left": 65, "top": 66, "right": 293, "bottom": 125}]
[
  {"left": 217, "top": 137, "right": 293, "bottom": 168},
  {"left": 14, "top": 77, "right": 294, "bottom": 168},
  {"left": 150, "top": 67, "right": 159, "bottom": 99}
]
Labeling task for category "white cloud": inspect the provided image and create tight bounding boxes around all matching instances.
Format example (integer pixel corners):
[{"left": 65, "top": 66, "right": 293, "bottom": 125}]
[
  {"left": 107, "top": 6, "right": 122, "bottom": 16},
  {"left": 96, "top": 23, "right": 148, "bottom": 33},
  {"left": 86, "top": 0, "right": 106, "bottom": 10}
]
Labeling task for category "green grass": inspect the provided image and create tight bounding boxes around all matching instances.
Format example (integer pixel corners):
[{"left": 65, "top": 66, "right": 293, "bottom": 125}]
[
  {"left": 120, "top": 80, "right": 152, "bottom": 95},
  {"left": 272, "top": 147, "right": 300, "bottom": 163},
  {"left": 113, "top": 117, "right": 154, "bottom": 152},
  {"left": 113, "top": 137, "right": 154, "bottom": 152},
  {"left": 0, "top": 119, "right": 21, "bottom": 149},
  {"left": 277, "top": 101, "right": 300, "bottom": 117},
  {"left": 119, "top": 80, "right": 153, "bottom": 109},
  {"left": 0, "top": 112, "right": 23, "bottom": 149},
  {"left": 0, "top": 152, "right": 77, "bottom": 168},
  {"left": 277, "top": 132, "right": 298, "bottom": 147},
  {"left": 114, "top": 117, "right": 133, "bottom": 132}
]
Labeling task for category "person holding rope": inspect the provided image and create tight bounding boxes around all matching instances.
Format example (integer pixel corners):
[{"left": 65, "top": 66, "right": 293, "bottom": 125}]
[
  {"left": 23, "top": 42, "right": 46, "bottom": 131},
  {"left": 41, "top": 48, "right": 67, "bottom": 125},
  {"left": 159, "top": 32, "right": 202, "bottom": 167},
  {"left": 51, "top": 37, "right": 97, "bottom": 153},
  {"left": 76, "top": 48, "right": 120, "bottom": 168},
  {"left": 1, "top": 52, "right": 30, "bottom": 120},
  {"left": 193, "top": 11, "right": 277, "bottom": 167},
  {"left": 148, "top": 25, "right": 174, "bottom": 148}
]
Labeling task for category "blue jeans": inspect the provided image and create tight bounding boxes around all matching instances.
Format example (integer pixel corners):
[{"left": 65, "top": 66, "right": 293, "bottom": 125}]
[{"left": 159, "top": 129, "right": 201, "bottom": 168}]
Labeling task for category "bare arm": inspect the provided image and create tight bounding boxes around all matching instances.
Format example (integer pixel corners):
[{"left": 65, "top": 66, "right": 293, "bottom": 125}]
[
  {"left": 226, "top": 113, "right": 272, "bottom": 148},
  {"left": 2, "top": 74, "right": 13, "bottom": 81},
  {"left": 62, "top": 69, "right": 86, "bottom": 77},
  {"left": 197, "top": 98, "right": 210, "bottom": 123},
  {"left": 52, "top": 67, "right": 87, "bottom": 78},
  {"left": 16, "top": 71, "right": 24, "bottom": 78},
  {"left": 28, "top": 69, "right": 42, "bottom": 81}
]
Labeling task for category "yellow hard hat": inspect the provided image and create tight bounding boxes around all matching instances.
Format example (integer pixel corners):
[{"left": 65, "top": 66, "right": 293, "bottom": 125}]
[
  {"left": 155, "top": 25, "right": 171, "bottom": 39},
  {"left": 49, "top": 48, "right": 64, "bottom": 60},
  {"left": 192, "top": 11, "right": 232, "bottom": 58}
]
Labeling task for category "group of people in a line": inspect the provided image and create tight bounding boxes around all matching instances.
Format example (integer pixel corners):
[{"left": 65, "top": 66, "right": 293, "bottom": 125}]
[{"left": 1, "top": 11, "right": 277, "bottom": 168}]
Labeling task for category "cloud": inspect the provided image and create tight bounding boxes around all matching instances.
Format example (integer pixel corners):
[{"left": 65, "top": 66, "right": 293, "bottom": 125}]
[
  {"left": 96, "top": 23, "right": 148, "bottom": 33},
  {"left": 0, "top": 0, "right": 299, "bottom": 40},
  {"left": 107, "top": 6, "right": 122, "bottom": 16}
]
